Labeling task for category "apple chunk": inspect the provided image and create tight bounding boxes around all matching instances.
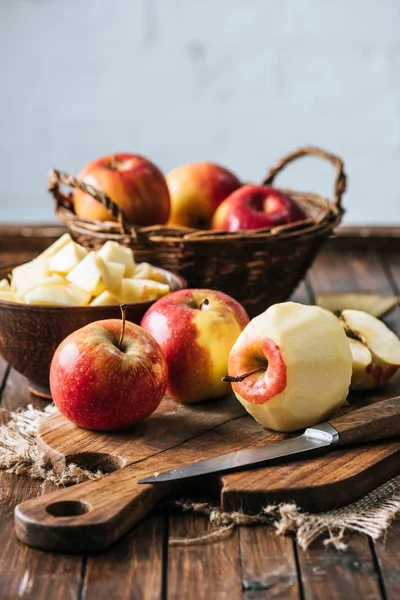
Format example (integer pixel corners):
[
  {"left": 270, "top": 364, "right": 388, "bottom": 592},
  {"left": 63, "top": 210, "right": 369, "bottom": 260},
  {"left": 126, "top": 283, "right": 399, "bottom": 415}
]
[
  {"left": 340, "top": 309, "right": 400, "bottom": 390},
  {"left": 49, "top": 240, "right": 88, "bottom": 274},
  {"left": 97, "top": 241, "right": 135, "bottom": 277},
  {"left": 37, "top": 233, "right": 73, "bottom": 259},
  {"left": 66, "top": 252, "right": 123, "bottom": 296},
  {"left": 12, "top": 258, "right": 49, "bottom": 294},
  {"left": 227, "top": 302, "right": 352, "bottom": 432}
]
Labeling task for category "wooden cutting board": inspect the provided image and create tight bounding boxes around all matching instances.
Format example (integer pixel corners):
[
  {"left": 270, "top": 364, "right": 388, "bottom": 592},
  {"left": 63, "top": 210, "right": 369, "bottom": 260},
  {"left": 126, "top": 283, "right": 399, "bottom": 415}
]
[{"left": 14, "top": 391, "right": 400, "bottom": 553}]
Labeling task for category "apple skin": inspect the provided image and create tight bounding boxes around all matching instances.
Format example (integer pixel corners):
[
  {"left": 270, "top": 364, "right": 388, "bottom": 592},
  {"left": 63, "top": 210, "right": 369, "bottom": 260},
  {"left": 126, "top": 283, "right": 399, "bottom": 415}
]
[
  {"left": 227, "top": 302, "right": 352, "bottom": 432},
  {"left": 141, "top": 289, "right": 249, "bottom": 404},
  {"left": 73, "top": 153, "right": 171, "bottom": 226},
  {"left": 49, "top": 319, "right": 168, "bottom": 431},
  {"left": 166, "top": 162, "right": 241, "bottom": 229},
  {"left": 211, "top": 184, "right": 307, "bottom": 232}
]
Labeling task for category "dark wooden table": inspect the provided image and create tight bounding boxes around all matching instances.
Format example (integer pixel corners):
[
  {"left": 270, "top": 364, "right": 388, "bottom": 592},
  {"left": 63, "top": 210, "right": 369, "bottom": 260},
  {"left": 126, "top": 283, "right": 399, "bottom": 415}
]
[{"left": 0, "top": 225, "right": 399, "bottom": 600}]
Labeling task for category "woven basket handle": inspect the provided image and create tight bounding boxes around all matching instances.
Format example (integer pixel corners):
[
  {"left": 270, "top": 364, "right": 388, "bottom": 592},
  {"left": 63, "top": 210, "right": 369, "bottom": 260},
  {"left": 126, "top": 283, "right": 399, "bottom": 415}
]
[
  {"left": 262, "top": 146, "right": 346, "bottom": 209},
  {"left": 48, "top": 169, "right": 130, "bottom": 234}
]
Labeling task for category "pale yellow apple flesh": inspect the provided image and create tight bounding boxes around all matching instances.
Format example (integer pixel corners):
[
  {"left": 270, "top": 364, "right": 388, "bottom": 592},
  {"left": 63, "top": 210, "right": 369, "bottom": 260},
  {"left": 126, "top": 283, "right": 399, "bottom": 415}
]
[
  {"left": 49, "top": 240, "right": 88, "bottom": 274},
  {"left": 2, "top": 237, "right": 172, "bottom": 307},
  {"left": 97, "top": 241, "right": 135, "bottom": 277},
  {"left": 228, "top": 302, "right": 352, "bottom": 432},
  {"left": 340, "top": 309, "right": 400, "bottom": 390},
  {"left": 317, "top": 293, "right": 399, "bottom": 319}
]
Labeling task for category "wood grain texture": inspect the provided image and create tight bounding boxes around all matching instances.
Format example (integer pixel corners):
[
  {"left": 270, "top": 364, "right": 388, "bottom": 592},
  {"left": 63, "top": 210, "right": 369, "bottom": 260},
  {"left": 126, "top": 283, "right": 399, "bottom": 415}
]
[
  {"left": 240, "top": 527, "right": 299, "bottom": 599},
  {"left": 298, "top": 535, "right": 383, "bottom": 600},
  {"left": 167, "top": 511, "right": 242, "bottom": 600},
  {"left": 16, "top": 390, "right": 400, "bottom": 552},
  {"left": 328, "top": 396, "right": 400, "bottom": 445},
  {"left": 83, "top": 510, "right": 164, "bottom": 600},
  {"left": 0, "top": 369, "right": 83, "bottom": 599},
  {"left": 374, "top": 519, "right": 400, "bottom": 600}
]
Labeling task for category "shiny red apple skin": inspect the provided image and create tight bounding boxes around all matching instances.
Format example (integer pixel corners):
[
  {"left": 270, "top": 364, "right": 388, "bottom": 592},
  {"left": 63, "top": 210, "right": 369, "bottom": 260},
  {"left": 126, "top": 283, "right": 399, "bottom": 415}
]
[
  {"left": 166, "top": 162, "right": 241, "bottom": 229},
  {"left": 73, "top": 153, "right": 171, "bottom": 226},
  {"left": 49, "top": 320, "right": 168, "bottom": 431},
  {"left": 211, "top": 184, "right": 307, "bottom": 231},
  {"left": 141, "top": 289, "right": 249, "bottom": 404}
]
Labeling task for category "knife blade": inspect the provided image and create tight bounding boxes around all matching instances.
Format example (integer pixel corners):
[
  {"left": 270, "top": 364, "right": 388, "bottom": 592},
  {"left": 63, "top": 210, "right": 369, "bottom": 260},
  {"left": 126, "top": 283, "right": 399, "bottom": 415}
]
[{"left": 138, "top": 396, "right": 400, "bottom": 484}]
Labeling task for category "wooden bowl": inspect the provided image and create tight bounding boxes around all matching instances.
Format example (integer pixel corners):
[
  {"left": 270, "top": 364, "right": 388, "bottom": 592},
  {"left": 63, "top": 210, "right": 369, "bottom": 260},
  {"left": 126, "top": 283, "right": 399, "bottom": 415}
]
[{"left": 0, "top": 265, "right": 186, "bottom": 398}]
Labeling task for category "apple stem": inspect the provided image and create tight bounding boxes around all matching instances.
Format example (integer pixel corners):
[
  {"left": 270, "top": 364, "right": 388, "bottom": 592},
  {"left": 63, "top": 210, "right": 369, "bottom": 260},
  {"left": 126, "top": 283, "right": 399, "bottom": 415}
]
[
  {"left": 199, "top": 297, "right": 209, "bottom": 310},
  {"left": 110, "top": 154, "right": 118, "bottom": 170},
  {"left": 118, "top": 304, "right": 128, "bottom": 349},
  {"left": 222, "top": 366, "right": 266, "bottom": 383}
]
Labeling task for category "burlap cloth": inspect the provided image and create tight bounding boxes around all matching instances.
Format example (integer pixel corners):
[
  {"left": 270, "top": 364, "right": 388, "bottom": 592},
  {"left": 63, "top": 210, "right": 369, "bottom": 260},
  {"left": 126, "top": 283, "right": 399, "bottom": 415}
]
[{"left": 1, "top": 404, "right": 399, "bottom": 551}]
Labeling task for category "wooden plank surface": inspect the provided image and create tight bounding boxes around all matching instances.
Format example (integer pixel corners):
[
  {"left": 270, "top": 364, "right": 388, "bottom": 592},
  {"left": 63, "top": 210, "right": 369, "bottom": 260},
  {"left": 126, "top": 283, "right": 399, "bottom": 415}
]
[
  {"left": 2, "top": 236, "right": 400, "bottom": 599},
  {"left": 0, "top": 369, "right": 83, "bottom": 600},
  {"left": 167, "top": 511, "right": 242, "bottom": 600}
]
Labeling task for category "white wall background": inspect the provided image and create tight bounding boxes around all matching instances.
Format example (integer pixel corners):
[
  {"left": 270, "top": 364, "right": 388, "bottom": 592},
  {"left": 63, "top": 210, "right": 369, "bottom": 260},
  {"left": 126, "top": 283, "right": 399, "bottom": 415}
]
[{"left": 1, "top": 0, "right": 399, "bottom": 224}]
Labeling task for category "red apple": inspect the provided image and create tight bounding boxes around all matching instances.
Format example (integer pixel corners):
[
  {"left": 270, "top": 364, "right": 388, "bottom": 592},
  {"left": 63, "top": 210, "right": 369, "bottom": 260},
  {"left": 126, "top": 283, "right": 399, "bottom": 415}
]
[
  {"left": 141, "top": 289, "right": 249, "bottom": 404},
  {"left": 166, "top": 162, "right": 241, "bottom": 229},
  {"left": 211, "top": 184, "right": 307, "bottom": 231},
  {"left": 73, "top": 153, "right": 170, "bottom": 226},
  {"left": 49, "top": 318, "right": 168, "bottom": 431}
]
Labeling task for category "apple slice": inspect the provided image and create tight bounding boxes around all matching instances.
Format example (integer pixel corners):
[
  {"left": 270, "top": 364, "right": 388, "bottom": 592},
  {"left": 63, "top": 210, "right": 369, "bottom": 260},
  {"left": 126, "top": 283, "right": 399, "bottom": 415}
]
[
  {"left": 12, "top": 258, "right": 49, "bottom": 294},
  {"left": 97, "top": 241, "right": 135, "bottom": 277},
  {"left": 15, "top": 274, "right": 66, "bottom": 301},
  {"left": 134, "top": 262, "right": 168, "bottom": 284},
  {"left": 227, "top": 302, "right": 352, "bottom": 432},
  {"left": 49, "top": 240, "right": 88, "bottom": 275},
  {"left": 0, "top": 279, "right": 10, "bottom": 291},
  {"left": 317, "top": 293, "right": 399, "bottom": 319},
  {"left": 0, "top": 291, "right": 19, "bottom": 302},
  {"left": 340, "top": 309, "right": 400, "bottom": 390},
  {"left": 37, "top": 233, "right": 73, "bottom": 259},
  {"left": 120, "top": 279, "right": 170, "bottom": 303},
  {"left": 25, "top": 283, "right": 91, "bottom": 306},
  {"left": 104, "top": 261, "right": 125, "bottom": 294},
  {"left": 90, "top": 291, "right": 121, "bottom": 306},
  {"left": 66, "top": 252, "right": 107, "bottom": 296}
]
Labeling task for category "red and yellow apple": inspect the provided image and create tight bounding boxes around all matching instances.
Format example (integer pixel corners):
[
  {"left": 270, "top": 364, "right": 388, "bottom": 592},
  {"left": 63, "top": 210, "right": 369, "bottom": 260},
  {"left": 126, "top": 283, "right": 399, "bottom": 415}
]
[
  {"left": 73, "top": 153, "right": 170, "bottom": 226},
  {"left": 226, "top": 302, "right": 352, "bottom": 432},
  {"left": 338, "top": 309, "right": 400, "bottom": 390},
  {"left": 50, "top": 317, "right": 168, "bottom": 431},
  {"left": 141, "top": 289, "right": 249, "bottom": 404},
  {"left": 212, "top": 185, "right": 307, "bottom": 232},
  {"left": 166, "top": 162, "right": 241, "bottom": 229}
]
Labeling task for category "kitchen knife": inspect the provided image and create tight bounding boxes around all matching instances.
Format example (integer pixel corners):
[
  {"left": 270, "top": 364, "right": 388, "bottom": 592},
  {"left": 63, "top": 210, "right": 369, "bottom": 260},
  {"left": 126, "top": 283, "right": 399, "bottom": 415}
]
[{"left": 139, "top": 395, "right": 400, "bottom": 484}]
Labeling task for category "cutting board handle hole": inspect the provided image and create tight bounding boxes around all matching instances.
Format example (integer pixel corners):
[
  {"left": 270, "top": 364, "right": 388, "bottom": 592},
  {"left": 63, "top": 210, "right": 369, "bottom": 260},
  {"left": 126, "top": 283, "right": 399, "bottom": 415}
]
[
  {"left": 66, "top": 452, "right": 124, "bottom": 474},
  {"left": 45, "top": 500, "right": 91, "bottom": 518}
]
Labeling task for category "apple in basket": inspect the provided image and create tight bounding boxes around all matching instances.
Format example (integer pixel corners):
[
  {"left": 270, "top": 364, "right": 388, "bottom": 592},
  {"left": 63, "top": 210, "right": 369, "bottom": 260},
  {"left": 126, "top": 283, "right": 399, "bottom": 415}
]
[
  {"left": 166, "top": 162, "right": 241, "bottom": 229},
  {"left": 225, "top": 302, "right": 352, "bottom": 432},
  {"left": 49, "top": 306, "right": 168, "bottom": 431},
  {"left": 211, "top": 184, "right": 307, "bottom": 231},
  {"left": 141, "top": 289, "right": 250, "bottom": 404},
  {"left": 73, "top": 153, "right": 171, "bottom": 226}
]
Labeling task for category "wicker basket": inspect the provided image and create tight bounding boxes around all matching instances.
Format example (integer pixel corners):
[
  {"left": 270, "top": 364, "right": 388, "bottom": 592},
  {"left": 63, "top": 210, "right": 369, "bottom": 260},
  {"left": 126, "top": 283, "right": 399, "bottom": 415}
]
[{"left": 49, "top": 146, "right": 346, "bottom": 317}]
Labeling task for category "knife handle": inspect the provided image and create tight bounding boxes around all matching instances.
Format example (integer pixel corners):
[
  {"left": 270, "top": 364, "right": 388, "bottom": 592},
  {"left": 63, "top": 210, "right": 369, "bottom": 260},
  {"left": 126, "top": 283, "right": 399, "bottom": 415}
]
[{"left": 328, "top": 396, "right": 400, "bottom": 445}]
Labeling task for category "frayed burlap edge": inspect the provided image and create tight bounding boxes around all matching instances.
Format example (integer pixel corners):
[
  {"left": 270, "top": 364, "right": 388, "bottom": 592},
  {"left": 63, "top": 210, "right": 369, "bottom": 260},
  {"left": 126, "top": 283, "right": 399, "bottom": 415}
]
[{"left": 1, "top": 404, "right": 399, "bottom": 550}]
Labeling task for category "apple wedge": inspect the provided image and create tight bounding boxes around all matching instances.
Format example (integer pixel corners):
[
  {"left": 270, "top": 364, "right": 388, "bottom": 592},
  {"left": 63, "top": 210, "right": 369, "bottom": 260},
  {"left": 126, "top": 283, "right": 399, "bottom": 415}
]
[
  {"left": 0, "top": 279, "right": 10, "bottom": 291},
  {"left": 12, "top": 258, "right": 50, "bottom": 294},
  {"left": 37, "top": 233, "right": 73, "bottom": 259},
  {"left": 227, "top": 302, "right": 352, "bottom": 432},
  {"left": 97, "top": 241, "right": 135, "bottom": 277},
  {"left": 90, "top": 291, "right": 122, "bottom": 306},
  {"left": 339, "top": 309, "right": 400, "bottom": 390},
  {"left": 66, "top": 252, "right": 122, "bottom": 296},
  {"left": 134, "top": 262, "right": 168, "bottom": 284},
  {"left": 25, "top": 283, "right": 91, "bottom": 306},
  {"left": 15, "top": 274, "right": 66, "bottom": 301},
  {"left": 316, "top": 293, "right": 399, "bottom": 319},
  {"left": 0, "top": 291, "right": 19, "bottom": 302},
  {"left": 49, "top": 240, "right": 88, "bottom": 275},
  {"left": 120, "top": 279, "right": 170, "bottom": 303}
]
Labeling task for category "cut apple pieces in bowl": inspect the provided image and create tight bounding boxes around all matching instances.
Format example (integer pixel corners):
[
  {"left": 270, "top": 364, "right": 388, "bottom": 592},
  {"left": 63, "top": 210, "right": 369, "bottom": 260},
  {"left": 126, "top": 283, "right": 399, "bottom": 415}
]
[
  {"left": 0, "top": 236, "right": 172, "bottom": 307},
  {"left": 316, "top": 293, "right": 399, "bottom": 319},
  {"left": 338, "top": 309, "right": 400, "bottom": 390}
]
